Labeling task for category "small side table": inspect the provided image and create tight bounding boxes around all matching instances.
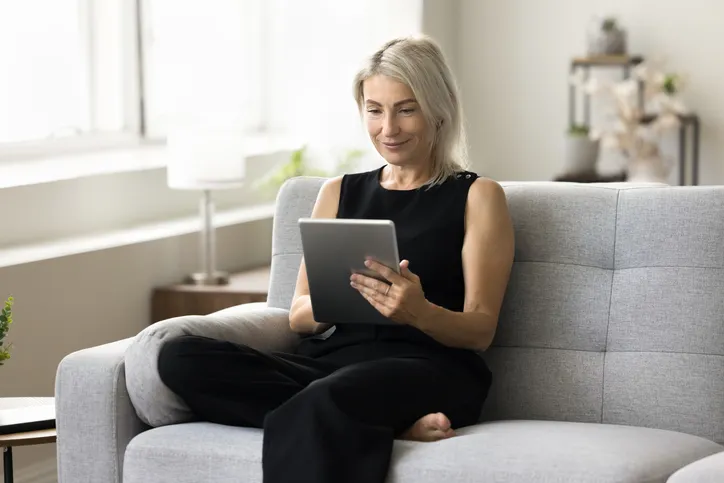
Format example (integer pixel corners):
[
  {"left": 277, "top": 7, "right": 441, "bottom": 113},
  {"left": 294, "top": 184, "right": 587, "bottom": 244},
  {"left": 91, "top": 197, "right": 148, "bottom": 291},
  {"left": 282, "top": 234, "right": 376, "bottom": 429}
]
[
  {"left": 151, "top": 265, "right": 271, "bottom": 323},
  {"left": 0, "top": 398, "right": 56, "bottom": 483}
]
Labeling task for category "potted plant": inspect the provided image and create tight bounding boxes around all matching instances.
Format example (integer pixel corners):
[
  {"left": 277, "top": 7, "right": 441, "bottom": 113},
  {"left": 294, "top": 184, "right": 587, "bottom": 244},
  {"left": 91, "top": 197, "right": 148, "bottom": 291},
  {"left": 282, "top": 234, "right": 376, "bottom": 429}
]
[
  {"left": 587, "top": 16, "right": 627, "bottom": 56},
  {"left": 0, "top": 296, "right": 15, "bottom": 365},
  {"left": 255, "top": 145, "right": 366, "bottom": 193},
  {"left": 563, "top": 124, "right": 600, "bottom": 175}
]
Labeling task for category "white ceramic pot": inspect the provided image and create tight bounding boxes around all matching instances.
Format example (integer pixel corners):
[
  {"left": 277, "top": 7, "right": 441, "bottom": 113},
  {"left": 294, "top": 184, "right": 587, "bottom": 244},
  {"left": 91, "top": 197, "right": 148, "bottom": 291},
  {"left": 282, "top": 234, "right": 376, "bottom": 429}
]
[{"left": 563, "top": 136, "right": 600, "bottom": 174}]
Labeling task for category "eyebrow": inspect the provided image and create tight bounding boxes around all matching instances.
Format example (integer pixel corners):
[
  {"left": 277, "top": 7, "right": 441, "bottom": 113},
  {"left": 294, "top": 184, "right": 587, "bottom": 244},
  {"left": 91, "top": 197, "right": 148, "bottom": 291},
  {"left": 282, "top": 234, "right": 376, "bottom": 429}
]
[{"left": 365, "top": 98, "right": 417, "bottom": 107}]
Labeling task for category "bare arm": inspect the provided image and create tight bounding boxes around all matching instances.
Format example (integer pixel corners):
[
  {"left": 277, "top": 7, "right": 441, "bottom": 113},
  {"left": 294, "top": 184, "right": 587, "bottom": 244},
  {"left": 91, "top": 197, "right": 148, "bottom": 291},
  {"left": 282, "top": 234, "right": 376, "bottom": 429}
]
[
  {"left": 413, "top": 178, "right": 515, "bottom": 351},
  {"left": 288, "top": 176, "right": 343, "bottom": 334}
]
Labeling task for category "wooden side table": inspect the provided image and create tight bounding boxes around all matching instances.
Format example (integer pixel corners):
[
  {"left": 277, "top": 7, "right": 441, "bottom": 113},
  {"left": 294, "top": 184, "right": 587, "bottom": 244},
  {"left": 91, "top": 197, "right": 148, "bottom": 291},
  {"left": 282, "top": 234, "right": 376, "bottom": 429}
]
[
  {"left": 151, "top": 265, "right": 271, "bottom": 323},
  {"left": 0, "top": 398, "right": 56, "bottom": 483}
]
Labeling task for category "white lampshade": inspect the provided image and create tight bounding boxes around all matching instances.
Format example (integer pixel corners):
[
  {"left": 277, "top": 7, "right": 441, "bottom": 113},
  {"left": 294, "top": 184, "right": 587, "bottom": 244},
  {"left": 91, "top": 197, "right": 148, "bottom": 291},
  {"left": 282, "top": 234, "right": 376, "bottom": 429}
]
[{"left": 166, "top": 126, "right": 247, "bottom": 190}]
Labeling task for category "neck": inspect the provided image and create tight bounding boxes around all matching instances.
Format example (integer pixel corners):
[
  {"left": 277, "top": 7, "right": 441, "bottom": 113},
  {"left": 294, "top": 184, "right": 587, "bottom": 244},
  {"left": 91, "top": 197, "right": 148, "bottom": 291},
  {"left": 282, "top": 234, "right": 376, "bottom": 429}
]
[{"left": 380, "top": 163, "right": 432, "bottom": 190}]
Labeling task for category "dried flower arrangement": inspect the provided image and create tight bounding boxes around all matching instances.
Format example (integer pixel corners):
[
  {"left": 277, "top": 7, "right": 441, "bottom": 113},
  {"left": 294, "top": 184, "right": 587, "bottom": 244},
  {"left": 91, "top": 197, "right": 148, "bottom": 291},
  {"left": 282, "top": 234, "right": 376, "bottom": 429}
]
[{"left": 570, "top": 59, "right": 689, "bottom": 182}]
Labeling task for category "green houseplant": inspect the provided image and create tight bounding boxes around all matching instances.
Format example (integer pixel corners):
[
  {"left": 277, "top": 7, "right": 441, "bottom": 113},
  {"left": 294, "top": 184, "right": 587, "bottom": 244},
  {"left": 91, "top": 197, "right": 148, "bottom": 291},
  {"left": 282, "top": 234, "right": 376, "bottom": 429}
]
[
  {"left": 255, "top": 145, "right": 366, "bottom": 193},
  {"left": 0, "top": 296, "right": 15, "bottom": 365}
]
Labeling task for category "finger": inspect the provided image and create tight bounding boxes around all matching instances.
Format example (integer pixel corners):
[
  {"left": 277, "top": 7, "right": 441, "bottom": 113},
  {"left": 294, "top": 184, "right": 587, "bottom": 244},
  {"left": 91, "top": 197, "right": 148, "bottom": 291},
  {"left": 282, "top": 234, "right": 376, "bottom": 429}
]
[
  {"left": 350, "top": 273, "right": 389, "bottom": 293},
  {"left": 364, "top": 259, "right": 405, "bottom": 284},
  {"left": 359, "top": 291, "right": 392, "bottom": 317},
  {"left": 399, "top": 259, "right": 418, "bottom": 281},
  {"left": 352, "top": 281, "right": 394, "bottom": 306}
]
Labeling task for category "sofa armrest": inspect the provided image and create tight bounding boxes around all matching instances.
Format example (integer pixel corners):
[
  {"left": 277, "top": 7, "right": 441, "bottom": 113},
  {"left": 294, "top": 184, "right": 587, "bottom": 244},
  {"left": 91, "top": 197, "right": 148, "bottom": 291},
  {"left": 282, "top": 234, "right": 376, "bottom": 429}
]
[
  {"left": 56, "top": 337, "right": 147, "bottom": 483},
  {"left": 124, "top": 302, "right": 299, "bottom": 427},
  {"left": 668, "top": 450, "right": 724, "bottom": 483}
]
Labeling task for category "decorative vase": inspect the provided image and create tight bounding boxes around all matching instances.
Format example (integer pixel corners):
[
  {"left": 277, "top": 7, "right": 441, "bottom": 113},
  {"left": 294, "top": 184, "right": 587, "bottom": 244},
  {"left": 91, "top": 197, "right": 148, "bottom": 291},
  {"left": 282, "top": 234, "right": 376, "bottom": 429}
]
[
  {"left": 626, "top": 156, "right": 669, "bottom": 184},
  {"left": 563, "top": 135, "right": 600, "bottom": 175},
  {"left": 586, "top": 17, "right": 627, "bottom": 56}
]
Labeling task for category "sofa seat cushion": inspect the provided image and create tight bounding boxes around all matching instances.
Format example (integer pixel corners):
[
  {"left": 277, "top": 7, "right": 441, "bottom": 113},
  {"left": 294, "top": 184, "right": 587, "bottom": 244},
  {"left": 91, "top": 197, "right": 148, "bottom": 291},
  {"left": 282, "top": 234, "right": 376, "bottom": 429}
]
[
  {"left": 667, "top": 450, "right": 724, "bottom": 483},
  {"left": 123, "top": 422, "right": 265, "bottom": 483},
  {"left": 389, "top": 420, "right": 723, "bottom": 483},
  {"left": 122, "top": 420, "right": 723, "bottom": 483}
]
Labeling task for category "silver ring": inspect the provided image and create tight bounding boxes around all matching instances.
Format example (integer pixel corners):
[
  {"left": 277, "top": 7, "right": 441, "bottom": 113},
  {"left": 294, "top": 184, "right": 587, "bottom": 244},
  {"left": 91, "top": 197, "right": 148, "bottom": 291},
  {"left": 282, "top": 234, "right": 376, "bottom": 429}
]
[{"left": 385, "top": 285, "right": 391, "bottom": 296}]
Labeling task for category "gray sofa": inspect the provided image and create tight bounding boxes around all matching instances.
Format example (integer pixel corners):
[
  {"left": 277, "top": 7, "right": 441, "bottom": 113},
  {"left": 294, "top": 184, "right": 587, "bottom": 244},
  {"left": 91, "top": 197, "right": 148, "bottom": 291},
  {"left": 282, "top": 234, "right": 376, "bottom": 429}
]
[{"left": 55, "top": 178, "right": 724, "bottom": 482}]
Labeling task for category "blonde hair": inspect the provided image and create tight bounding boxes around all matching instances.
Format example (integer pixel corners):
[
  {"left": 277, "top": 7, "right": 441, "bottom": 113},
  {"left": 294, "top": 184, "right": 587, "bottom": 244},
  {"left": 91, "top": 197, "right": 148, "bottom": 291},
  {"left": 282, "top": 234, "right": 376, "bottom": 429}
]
[{"left": 353, "top": 35, "right": 469, "bottom": 186}]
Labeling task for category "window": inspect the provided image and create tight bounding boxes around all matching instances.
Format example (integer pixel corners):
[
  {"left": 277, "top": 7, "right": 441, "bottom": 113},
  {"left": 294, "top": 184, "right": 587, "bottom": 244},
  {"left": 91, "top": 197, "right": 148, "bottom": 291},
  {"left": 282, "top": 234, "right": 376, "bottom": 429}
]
[
  {"left": 0, "top": 0, "right": 140, "bottom": 155},
  {"left": 1, "top": 0, "right": 423, "bottom": 158},
  {"left": 141, "top": 0, "right": 267, "bottom": 139}
]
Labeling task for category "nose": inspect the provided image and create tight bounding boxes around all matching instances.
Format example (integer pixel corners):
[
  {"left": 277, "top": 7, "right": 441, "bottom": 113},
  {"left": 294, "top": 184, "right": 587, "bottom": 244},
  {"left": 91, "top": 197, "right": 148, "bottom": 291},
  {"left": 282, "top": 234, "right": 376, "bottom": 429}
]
[{"left": 381, "top": 113, "right": 400, "bottom": 138}]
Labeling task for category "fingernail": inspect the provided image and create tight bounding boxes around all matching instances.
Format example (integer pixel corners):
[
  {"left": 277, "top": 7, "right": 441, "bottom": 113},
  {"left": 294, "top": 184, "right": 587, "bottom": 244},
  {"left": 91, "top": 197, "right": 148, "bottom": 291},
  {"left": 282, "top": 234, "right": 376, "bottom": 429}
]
[{"left": 364, "top": 260, "right": 371, "bottom": 267}]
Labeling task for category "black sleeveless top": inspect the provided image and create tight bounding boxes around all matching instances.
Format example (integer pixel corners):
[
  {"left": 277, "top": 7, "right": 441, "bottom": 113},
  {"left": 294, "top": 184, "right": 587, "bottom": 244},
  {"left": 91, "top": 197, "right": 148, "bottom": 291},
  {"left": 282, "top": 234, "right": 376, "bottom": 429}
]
[{"left": 296, "top": 165, "right": 489, "bottom": 374}]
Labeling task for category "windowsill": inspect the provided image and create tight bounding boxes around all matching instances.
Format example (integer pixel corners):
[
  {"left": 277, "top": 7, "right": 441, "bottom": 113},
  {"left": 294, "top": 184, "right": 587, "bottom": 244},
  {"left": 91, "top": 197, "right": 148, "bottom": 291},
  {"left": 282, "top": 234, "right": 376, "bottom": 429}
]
[
  {"left": 0, "top": 134, "right": 297, "bottom": 264},
  {"left": 0, "top": 133, "right": 300, "bottom": 190},
  {"left": 0, "top": 202, "right": 276, "bottom": 268}
]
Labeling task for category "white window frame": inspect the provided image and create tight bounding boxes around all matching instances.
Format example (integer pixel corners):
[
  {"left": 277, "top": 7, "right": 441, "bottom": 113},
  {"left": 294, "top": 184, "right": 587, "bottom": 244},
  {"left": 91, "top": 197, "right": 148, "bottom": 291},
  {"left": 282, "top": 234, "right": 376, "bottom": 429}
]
[
  {"left": 0, "top": 0, "right": 278, "bottom": 163},
  {"left": 0, "top": 0, "right": 147, "bottom": 162}
]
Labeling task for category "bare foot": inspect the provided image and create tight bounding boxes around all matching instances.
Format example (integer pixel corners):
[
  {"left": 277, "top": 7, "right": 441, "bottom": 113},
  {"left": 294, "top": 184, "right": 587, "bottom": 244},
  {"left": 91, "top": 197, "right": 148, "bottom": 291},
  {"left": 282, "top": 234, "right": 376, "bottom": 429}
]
[{"left": 401, "top": 412, "right": 456, "bottom": 442}]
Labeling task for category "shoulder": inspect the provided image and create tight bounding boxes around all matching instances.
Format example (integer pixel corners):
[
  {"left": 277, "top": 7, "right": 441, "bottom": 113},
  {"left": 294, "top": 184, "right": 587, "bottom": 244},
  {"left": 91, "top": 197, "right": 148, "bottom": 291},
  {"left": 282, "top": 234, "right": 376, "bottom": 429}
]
[
  {"left": 465, "top": 176, "right": 510, "bottom": 221},
  {"left": 449, "top": 171, "right": 505, "bottom": 202},
  {"left": 310, "top": 175, "right": 344, "bottom": 218},
  {"left": 317, "top": 175, "right": 344, "bottom": 201},
  {"left": 468, "top": 176, "right": 506, "bottom": 203}
]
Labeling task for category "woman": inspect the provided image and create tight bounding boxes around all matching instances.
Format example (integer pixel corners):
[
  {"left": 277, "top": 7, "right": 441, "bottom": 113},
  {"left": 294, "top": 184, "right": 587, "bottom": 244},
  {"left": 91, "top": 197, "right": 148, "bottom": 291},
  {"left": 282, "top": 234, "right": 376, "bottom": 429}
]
[{"left": 158, "top": 35, "right": 515, "bottom": 483}]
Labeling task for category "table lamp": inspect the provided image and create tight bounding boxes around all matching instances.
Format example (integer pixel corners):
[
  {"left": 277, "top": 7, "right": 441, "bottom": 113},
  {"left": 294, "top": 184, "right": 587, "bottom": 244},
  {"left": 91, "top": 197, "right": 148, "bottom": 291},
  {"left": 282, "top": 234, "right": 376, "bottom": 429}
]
[{"left": 166, "top": 126, "right": 247, "bottom": 285}]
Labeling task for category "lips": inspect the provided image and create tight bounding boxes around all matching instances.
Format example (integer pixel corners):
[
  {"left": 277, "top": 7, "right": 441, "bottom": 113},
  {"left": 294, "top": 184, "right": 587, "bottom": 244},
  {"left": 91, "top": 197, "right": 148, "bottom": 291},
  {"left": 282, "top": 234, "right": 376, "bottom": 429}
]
[{"left": 381, "top": 140, "right": 409, "bottom": 148}]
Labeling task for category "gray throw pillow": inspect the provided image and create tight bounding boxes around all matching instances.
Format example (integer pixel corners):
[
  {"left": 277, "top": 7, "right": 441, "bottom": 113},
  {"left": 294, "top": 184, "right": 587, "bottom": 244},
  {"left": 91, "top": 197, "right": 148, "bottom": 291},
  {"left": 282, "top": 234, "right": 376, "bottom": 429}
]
[{"left": 124, "top": 303, "right": 298, "bottom": 427}]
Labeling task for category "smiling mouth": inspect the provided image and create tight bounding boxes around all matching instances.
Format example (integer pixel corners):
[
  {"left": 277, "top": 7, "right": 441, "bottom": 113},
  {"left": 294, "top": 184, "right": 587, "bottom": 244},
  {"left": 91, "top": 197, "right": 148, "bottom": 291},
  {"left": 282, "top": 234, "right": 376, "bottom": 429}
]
[{"left": 381, "top": 140, "right": 409, "bottom": 148}]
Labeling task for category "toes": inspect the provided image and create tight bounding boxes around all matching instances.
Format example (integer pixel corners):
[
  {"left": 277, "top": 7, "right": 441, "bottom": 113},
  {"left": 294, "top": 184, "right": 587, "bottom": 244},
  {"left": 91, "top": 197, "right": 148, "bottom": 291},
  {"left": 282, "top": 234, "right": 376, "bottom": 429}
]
[{"left": 431, "top": 412, "right": 451, "bottom": 431}]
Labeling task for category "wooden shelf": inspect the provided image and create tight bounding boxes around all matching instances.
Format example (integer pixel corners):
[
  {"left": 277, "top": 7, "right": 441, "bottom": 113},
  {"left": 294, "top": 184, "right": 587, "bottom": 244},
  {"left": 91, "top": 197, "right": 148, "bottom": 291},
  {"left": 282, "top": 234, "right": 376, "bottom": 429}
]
[{"left": 572, "top": 55, "right": 644, "bottom": 67}]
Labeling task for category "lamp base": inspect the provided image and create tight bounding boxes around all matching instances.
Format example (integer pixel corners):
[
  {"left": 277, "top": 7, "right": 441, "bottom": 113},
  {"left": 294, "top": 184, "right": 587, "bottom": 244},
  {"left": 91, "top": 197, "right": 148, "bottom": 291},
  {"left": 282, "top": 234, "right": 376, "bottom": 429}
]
[{"left": 184, "top": 271, "right": 231, "bottom": 286}]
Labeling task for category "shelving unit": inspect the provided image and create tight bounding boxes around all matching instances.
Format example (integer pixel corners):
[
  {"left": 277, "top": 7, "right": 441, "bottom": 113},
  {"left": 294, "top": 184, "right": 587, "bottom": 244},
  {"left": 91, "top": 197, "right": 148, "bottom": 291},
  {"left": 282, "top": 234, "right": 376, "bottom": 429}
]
[
  {"left": 567, "top": 55, "right": 701, "bottom": 185},
  {"left": 569, "top": 55, "right": 643, "bottom": 129}
]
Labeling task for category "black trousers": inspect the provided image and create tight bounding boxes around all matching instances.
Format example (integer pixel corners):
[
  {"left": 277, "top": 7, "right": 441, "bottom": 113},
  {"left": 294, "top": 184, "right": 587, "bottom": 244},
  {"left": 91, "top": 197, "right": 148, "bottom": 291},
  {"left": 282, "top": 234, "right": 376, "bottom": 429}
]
[{"left": 157, "top": 335, "right": 489, "bottom": 483}]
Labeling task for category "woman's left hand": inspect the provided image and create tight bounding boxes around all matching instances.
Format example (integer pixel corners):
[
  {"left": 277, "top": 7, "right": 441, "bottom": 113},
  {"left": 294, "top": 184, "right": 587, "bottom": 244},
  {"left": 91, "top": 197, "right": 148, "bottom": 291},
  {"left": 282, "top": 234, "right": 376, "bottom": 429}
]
[{"left": 350, "top": 259, "right": 432, "bottom": 326}]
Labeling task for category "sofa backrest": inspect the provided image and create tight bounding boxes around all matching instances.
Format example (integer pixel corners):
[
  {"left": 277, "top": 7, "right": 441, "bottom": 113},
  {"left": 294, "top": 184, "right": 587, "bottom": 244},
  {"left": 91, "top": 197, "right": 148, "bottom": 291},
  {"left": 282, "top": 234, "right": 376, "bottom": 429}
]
[{"left": 268, "top": 177, "right": 724, "bottom": 444}]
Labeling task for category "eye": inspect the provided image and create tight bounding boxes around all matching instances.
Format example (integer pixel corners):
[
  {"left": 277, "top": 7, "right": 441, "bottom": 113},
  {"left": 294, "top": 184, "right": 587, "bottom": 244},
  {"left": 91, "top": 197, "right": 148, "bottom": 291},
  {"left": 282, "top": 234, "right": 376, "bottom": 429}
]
[
  {"left": 366, "top": 108, "right": 382, "bottom": 114},
  {"left": 400, "top": 108, "right": 415, "bottom": 115}
]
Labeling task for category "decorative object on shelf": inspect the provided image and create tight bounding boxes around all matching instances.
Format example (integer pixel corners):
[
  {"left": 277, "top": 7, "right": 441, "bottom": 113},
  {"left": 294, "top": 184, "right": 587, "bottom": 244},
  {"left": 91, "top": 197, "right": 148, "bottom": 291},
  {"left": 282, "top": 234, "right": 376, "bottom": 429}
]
[
  {"left": 568, "top": 55, "right": 644, "bottom": 136},
  {"left": 0, "top": 296, "right": 15, "bottom": 365},
  {"left": 563, "top": 124, "right": 600, "bottom": 175},
  {"left": 586, "top": 16, "right": 627, "bottom": 56},
  {"left": 166, "top": 124, "right": 248, "bottom": 286},
  {"left": 571, "top": 59, "right": 690, "bottom": 183},
  {"left": 255, "top": 145, "right": 366, "bottom": 193}
]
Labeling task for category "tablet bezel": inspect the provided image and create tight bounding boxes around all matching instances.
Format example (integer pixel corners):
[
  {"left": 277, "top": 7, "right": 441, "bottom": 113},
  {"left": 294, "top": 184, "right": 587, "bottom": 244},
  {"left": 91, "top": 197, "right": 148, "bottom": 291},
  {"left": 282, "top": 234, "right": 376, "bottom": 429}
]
[{"left": 298, "top": 217, "right": 401, "bottom": 325}]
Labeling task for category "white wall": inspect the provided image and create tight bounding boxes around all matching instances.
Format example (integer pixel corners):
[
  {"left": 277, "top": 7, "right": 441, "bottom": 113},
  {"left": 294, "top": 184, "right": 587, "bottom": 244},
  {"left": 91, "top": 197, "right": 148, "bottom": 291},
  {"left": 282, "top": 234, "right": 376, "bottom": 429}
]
[
  {"left": 0, "top": 217, "right": 273, "bottom": 482},
  {"left": 457, "top": 0, "right": 724, "bottom": 184}
]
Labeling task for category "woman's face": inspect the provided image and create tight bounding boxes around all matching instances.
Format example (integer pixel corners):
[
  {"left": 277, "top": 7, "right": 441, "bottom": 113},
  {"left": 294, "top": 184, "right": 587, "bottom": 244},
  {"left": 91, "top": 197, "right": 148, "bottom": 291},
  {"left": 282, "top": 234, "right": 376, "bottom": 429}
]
[{"left": 362, "top": 75, "right": 430, "bottom": 167}]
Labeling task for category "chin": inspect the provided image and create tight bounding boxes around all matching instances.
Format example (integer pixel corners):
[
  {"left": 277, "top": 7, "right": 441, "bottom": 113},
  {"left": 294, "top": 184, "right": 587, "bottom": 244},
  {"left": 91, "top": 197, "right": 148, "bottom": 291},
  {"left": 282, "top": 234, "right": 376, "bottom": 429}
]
[
  {"left": 381, "top": 155, "right": 408, "bottom": 166},
  {"left": 376, "top": 148, "right": 413, "bottom": 166}
]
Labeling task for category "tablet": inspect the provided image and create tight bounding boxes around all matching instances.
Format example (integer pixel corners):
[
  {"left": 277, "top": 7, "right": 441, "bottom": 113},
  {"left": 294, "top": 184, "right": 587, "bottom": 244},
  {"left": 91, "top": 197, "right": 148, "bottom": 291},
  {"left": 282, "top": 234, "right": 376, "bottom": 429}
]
[{"left": 299, "top": 218, "right": 401, "bottom": 325}]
